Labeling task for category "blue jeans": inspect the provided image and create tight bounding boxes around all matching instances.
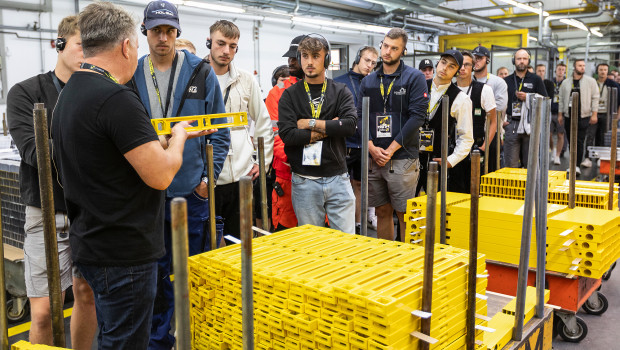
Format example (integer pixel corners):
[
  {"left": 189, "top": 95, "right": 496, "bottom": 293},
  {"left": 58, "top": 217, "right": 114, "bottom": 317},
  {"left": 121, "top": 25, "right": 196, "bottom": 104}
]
[
  {"left": 149, "top": 192, "right": 222, "bottom": 350},
  {"left": 76, "top": 261, "right": 157, "bottom": 350},
  {"left": 291, "top": 173, "right": 355, "bottom": 234}
]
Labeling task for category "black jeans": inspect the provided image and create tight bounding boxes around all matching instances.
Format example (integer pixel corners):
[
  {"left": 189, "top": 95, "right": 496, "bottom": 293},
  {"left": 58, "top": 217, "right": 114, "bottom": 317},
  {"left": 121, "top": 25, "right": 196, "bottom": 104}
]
[{"left": 564, "top": 116, "right": 591, "bottom": 165}]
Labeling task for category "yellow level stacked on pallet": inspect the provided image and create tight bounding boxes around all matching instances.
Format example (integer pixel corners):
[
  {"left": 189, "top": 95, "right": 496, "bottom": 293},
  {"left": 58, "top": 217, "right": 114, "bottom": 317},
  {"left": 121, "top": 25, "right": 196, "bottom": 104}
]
[
  {"left": 404, "top": 195, "right": 620, "bottom": 279},
  {"left": 189, "top": 226, "right": 488, "bottom": 350},
  {"left": 480, "top": 168, "right": 618, "bottom": 209},
  {"left": 11, "top": 341, "right": 68, "bottom": 349}
]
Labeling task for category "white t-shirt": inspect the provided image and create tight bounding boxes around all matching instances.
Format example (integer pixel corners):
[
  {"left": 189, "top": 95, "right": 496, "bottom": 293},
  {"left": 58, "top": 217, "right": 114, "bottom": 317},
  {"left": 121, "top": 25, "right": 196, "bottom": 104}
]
[{"left": 474, "top": 73, "right": 507, "bottom": 112}]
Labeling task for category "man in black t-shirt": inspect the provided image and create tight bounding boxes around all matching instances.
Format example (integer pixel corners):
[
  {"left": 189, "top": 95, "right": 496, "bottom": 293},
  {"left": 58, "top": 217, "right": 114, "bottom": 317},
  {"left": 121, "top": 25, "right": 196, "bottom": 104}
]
[
  {"left": 51, "top": 4, "right": 212, "bottom": 348},
  {"left": 7, "top": 15, "right": 96, "bottom": 348},
  {"left": 504, "top": 48, "right": 548, "bottom": 168},
  {"left": 277, "top": 35, "right": 357, "bottom": 234}
]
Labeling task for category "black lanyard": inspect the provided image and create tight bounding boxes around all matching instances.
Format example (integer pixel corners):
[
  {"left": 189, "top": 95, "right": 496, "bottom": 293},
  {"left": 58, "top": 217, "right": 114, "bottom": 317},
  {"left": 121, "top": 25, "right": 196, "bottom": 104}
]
[
  {"left": 148, "top": 53, "right": 178, "bottom": 118},
  {"left": 80, "top": 63, "right": 119, "bottom": 83},
  {"left": 348, "top": 73, "right": 358, "bottom": 99},
  {"left": 51, "top": 72, "right": 62, "bottom": 94},
  {"left": 466, "top": 81, "right": 473, "bottom": 96},
  {"left": 513, "top": 74, "right": 525, "bottom": 98}
]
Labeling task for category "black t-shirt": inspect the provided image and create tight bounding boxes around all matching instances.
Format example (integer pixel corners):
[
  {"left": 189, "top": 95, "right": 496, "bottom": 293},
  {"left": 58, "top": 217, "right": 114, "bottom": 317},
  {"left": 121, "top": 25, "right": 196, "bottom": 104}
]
[
  {"left": 51, "top": 72, "right": 164, "bottom": 266},
  {"left": 568, "top": 79, "right": 582, "bottom": 118},
  {"left": 504, "top": 71, "right": 548, "bottom": 117}
]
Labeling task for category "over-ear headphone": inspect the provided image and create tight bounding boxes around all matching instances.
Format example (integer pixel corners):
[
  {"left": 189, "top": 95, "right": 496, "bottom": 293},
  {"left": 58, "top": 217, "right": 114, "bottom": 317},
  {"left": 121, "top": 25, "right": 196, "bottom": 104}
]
[
  {"left": 55, "top": 37, "right": 66, "bottom": 52},
  {"left": 206, "top": 38, "right": 239, "bottom": 53},
  {"left": 140, "top": 23, "right": 181, "bottom": 37},
  {"left": 512, "top": 48, "right": 531, "bottom": 66},
  {"left": 271, "top": 65, "right": 289, "bottom": 87},
  {"left": 296, "top": 33, "right": 331, "bottom": 69},
  {"left": 379, "top": 40, "right": 407, "bottom": 57}
]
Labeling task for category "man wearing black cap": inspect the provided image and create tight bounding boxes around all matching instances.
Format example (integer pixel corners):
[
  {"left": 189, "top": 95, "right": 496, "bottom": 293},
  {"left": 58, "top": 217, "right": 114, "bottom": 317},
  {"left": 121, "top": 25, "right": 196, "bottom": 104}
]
[
  {"left": 472, "top": 46, "right": 508, "bottom": 118},
  {"left": 419, "top": 59, "right": 434, "bottom": 80},
  {"left": 418, "top": 50, "right": 473, "bottom": 194},
  {"left": 358, "top": 28, "right": 428, "bottom": 241},
  {"left": 130, "top": 1, "right": 231, "bottom": 348},
  {"left": 504, "top": 48, "right": 548, "bottom": 168}
]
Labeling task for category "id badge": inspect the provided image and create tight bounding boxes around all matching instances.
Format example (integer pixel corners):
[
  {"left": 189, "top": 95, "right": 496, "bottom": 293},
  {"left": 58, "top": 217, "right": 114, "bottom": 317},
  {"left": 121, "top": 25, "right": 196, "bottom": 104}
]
[
  {"left": 302, "top": 141, "right": 322, "bottom": 166},
  {"left": 419, "top": 128, "right": 434, "bottom": 152},
  {"left": 512, "top": 102, "right": 522, "bottom": 117},
  {"left": 553, "top": 95, "right": 559, "bottom": 103},
  {"left": 474, "top": 108, "right": 483, "bottom": 117},
  {"left": 376, "top": 115, "right": 392, "bottom": 138}
]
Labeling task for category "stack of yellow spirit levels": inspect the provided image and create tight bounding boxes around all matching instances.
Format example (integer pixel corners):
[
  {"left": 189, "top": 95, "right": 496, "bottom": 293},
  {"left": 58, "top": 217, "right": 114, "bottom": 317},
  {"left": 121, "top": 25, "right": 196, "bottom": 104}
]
[{"left": 189, "top": 226, "right": 488, "bottom": 350}]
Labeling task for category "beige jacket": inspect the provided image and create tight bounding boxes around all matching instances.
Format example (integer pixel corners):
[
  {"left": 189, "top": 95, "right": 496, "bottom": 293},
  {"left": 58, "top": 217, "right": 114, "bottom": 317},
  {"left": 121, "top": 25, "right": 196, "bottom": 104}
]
[
  {"left": 558, "top": 74, "right": 599, "bottom": 118},
  {"left": 216, "top": 62, "right": 274, "bottom": 185}
]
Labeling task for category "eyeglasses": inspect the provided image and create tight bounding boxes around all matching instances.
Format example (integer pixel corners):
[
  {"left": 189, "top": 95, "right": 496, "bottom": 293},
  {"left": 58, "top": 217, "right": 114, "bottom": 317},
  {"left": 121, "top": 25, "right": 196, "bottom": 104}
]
[{"left": 463, "top": 63, "right": 473, "bottom": 68}]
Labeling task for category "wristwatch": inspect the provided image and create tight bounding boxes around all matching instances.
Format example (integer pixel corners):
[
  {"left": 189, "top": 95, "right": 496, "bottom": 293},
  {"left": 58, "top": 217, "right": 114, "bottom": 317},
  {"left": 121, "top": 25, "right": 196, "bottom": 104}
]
[
  {"left": 202, "top": 177, "right": 208, "bottom": 185},
  {"left": 308, "top": 119, "right": 316, "bottom": 130}
]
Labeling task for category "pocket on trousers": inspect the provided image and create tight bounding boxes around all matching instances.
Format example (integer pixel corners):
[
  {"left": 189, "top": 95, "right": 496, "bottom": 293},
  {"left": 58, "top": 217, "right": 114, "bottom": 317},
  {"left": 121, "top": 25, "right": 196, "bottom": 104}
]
[{"left": 291, "top": 174, "right": 307, "bottom": 185}]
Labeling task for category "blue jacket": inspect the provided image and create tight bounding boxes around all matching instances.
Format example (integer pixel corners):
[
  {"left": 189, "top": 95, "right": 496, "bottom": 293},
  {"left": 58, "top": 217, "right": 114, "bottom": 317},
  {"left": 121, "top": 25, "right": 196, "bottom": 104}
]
[
  {"left": 334, "top": 70, "right": 364, "bottom": 148},
  {"left": 357, "top": 60, "right": 428, "bottom": 159},
  {"left": 133, "top": 50, "right": 230, "bottom": 197}
]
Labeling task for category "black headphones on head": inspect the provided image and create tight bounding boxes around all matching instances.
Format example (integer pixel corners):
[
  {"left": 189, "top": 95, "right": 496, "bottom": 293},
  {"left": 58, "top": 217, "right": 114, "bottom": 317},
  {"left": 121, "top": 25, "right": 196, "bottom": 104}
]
[
  {"left": 271, "top": 65, "right": 289, "bottom": 87},
  {"left": 206, "top": 38, "right": 239, "bottom": 53},
  {"left": 55, "top": 37, "right": 66, "bottom": 52},
  {"left": 296, "top": 33, "right": 331, "bottom": 69},
  {"left": 512, "top": 48, "right": 531, "bottom": 65},
  {"left": 379, "top": 40, "right": 407, "bottom": 57},
  {"left": 141, "top": 23, "right": 181, "bottom": 37}
]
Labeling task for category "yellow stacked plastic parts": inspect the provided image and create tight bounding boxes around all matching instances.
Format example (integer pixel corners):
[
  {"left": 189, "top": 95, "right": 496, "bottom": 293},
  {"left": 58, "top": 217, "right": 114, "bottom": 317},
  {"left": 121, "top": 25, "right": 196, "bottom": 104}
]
[
  {"left": 404, "top": 192, "right": 471, "bottom": 244},
  {"left": 404, "top": 195, "right": 620, "bottom": 279},
  {"left": 480, "top": 168, "right": 618, "bottom": 209},
  {"left": 11, "top": 341, "right": 68, "bottom": 349},
  {"left": 189, "top": 225, "right": 489, "bottom": 350}
]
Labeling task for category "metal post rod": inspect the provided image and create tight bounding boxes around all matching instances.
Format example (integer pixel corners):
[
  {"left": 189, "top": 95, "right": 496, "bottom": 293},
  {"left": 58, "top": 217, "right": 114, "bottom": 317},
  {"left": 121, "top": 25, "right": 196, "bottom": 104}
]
[
  {"left": 0, "top": 209, "right": 8, "bottom": 350},
  {"left": 360, "top": 97, "right": 370, "bottom": 237},
  {"left": 33, "top": 103, "right": 65, "bottom": 347},
  {"left": 568, "top": 92, "right": 579, "bottom": 209},
  {"left": 240, "top": 176, "right": 254, "bottom": 350},
  {"left": 513, "top": 95, "right": 543, "bottom": 341},
  {"left": 2, "top": 113, "right": 6, "bottom": 136},
  {"left": 536, "top": 98, "right": 551, "bottom": 318},
  {"left": 466, "top": 151, "right": 480, "bottom": 350},
  {"left": 497, "top": 110, "right": 502, "bottom": 170},
  {"left": 420, "top": 162, "right": 438, "bottom": 350},
  {"left": 206, "top": 144, "right": 217, "bottom": 251},
  {"left": 171, "top": 198, "right": 191, "bottom": 350},
  {"left": 258, "top": 137, "right": 269, "bottom": 232},
  {"left": 484, "top": 115, "right": 490, "bottom": 175},
  {"left": 609, "top": 88, "right": 618, "bottom": 210},
  {"left": 440, "top": 95, "right": 449, "bottom": 244}
]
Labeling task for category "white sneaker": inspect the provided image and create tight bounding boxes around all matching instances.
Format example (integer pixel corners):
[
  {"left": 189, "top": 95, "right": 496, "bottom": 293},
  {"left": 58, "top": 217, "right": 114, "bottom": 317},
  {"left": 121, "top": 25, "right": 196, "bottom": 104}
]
[
  {"left": 581, "top": 158, "right": 592, "bottom": 168},
  {"left": 553, "top": 155, "right": 561, "bottom": 165},
  {"left": 566, "top": 167, "right": 581, "bottom": 176},
  {"left": 367, "top": 207, "right": 377, "bottom": 230}
]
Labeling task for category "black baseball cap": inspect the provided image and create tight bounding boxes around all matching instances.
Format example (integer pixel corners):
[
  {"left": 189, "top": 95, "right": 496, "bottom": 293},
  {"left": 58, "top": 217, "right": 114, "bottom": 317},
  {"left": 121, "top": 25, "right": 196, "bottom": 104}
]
[
  {"left": 283, "top": 35, "right": 305, "bottom": 58},
  {"left": 440, "top": 50, "right": 463, "bottom": 69},
  {"left": 143, "top": 0, "right": 180, "bottom": 31},
  {"left": 472, "top": 46, "right": 491, "bottom": 58},
  {"left": 419, "top": 59, "right": 433, "bottom": 70}
]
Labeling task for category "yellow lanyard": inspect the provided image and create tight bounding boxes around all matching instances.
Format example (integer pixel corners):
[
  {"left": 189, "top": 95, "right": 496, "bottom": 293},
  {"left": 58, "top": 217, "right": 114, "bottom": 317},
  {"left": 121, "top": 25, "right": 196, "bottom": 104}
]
[
  {"left": 147, "top": 53, "right": 178, "bottom": 118},
  {"left": 304, "top": 80, "right": 327, "bottom": 119},
  {"left": 379, "top": 76, "right": 395, "bottom": 113},
  {"left": 427, "top": 82, "right": 447, "bottom": 118}
]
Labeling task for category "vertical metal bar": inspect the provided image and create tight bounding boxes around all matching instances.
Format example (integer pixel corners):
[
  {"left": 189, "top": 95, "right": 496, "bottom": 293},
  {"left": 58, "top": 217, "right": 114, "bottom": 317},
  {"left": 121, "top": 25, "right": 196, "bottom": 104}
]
[
  {"left": 258, "top": 137, "right": 269, "bottom": 232},
  {"left": 440, "top": 95, "right": 449, "bottom": 244},
  {"left": 171, "top": 198, "right": 191, "bottom": 350},
  {"left": 361, "top": 97, "right": 370, "bottom": 237},
  {"left": 513, "top": 95, "right": 543, "bottom": 341},
  {"left": 420, "top": 162, "right": 438, "bottom": 350},
  {"left": 0, "top": 207, "right": 8, "bottom": 350},
  {"left": 497, "top": 110, "right": 502, "bottom": 170},
  {"left": 609, "top": 88, "right": 618, "bottom": 210},
  {"left": 33, "top": 103, "right": 65, "bottom": 347},
  {"left": 568, "top": 92, "right": 579, "bottom": 209},
  {"left": 2, "top": 113, "right": 6, "bottom": 136},
  {"left": 466, "top": 151, "right": 480, "bottom": 350},
  {"left": 240, "top": 176, "right": 254, "bottom": 350},
  {"left": 206, "top": 144, "right": 217, "bottom": 251},
  {"left": 484, "top": 115, "right": 490, "bottom": 175},
  {"left": 536, "top": 98, "right": 551, "bottom": 318}
]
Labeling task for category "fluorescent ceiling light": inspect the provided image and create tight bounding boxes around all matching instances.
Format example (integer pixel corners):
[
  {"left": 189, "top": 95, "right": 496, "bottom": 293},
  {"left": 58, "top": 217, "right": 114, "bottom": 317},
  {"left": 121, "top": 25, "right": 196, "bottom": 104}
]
[
  {"left": 181, "top": 1, "right": 245, "bottom": 13},
  {"left": 528, "top": 36, "right": 538, "bottom": 41},
  {"left": 498, "top": 0, "right": 549, "bottom": 17},
  {"left": 591, "top": 27, "right": 604, "bottom": 37},
  {"left": 292, "top": 16, "right": 390, "bottom": 34}
]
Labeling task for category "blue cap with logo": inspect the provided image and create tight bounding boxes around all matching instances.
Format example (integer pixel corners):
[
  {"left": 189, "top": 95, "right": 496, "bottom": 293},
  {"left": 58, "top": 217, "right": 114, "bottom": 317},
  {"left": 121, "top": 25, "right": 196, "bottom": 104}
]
[
  {"left": 440, "top": 50, "right": 463, "bottom": 69},
  {"left": 143, "top": 0, "right": 181, "bottom": 32}
]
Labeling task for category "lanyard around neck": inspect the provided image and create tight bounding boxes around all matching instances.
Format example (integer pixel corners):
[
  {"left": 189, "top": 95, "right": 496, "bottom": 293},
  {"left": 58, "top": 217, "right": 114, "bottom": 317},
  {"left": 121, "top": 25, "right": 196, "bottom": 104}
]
[
  {"left": 380, "top": 75, "right": 396, "bottom": 114},
  {"left": 348, "top": 73, "right": 358, "bottom": 99},
  {"left": 304, "top": 80, "right": 327, "bottom": 119},
  {"left": 427, "top": 81, "right": 448, "bottom": 121},
  {"left": 80, "top": 63, "right": 119, "bottom": 84},
  {"left": 148, "top": 53, "right": 178, "bottom": 118}
]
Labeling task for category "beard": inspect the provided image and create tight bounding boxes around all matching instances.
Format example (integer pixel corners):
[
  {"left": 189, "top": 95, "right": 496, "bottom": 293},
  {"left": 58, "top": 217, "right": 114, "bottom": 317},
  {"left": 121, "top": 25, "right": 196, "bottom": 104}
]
[
  {"left": 515, "top": 63, "right": 527, "bottom": 72},
  {"left": 574, "top": 70, "right": 584, "bottom": 76},
  {"left": 473, "top": 61, "right": 486, "bottom": 72}
]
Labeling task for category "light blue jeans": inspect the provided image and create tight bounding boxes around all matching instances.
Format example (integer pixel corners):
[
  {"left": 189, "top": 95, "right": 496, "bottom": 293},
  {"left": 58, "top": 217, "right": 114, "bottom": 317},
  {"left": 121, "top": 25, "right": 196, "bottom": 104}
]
[{"left": 291, "top": 172, "right": 356, "bottom": 234}]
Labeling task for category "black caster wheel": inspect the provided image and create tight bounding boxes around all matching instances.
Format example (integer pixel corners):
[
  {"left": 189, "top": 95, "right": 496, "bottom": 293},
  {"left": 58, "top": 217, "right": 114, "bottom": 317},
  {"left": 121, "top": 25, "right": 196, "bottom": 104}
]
[
  {"left": 556, "top": 316, "right": 588, "bottom": 343},
  {"left": 7, "top": 298, "right": 29, "bottom": 323},
  {"left": 602, "top": 267, "right": 613, "bottom": 281},
  {"left": 582, "top": 292, "right": 609, "bottom": 315}
]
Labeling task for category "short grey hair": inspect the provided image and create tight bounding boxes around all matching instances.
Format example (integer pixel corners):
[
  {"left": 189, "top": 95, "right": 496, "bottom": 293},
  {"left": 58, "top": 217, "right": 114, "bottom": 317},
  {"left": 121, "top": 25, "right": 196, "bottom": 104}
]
[{"left": 79, "top": 2, "right": 136, "bottom": 57}]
